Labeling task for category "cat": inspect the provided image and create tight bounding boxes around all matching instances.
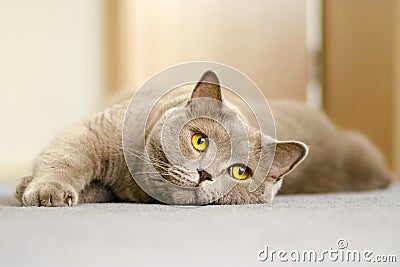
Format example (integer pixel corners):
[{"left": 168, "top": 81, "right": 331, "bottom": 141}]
[{"left": 15, "top": 70, "right": 392, "bottom": 206}]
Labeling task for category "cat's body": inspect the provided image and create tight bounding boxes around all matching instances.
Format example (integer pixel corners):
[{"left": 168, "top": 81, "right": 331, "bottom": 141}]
[
  {"left": 15, "top": 71, "right": 392, "bottom": 206},
  {"left": 270, "top": 101, "right": 392, "bottom": 193}
]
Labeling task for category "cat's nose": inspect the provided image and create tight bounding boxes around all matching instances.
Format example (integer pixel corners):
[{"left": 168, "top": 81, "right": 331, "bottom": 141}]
[{"left": 197, "top": 169, "right": 213, "bottom": 184}]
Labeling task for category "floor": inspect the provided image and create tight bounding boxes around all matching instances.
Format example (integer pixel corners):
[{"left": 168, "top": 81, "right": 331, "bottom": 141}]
[{"left": 0, "top": 182, "right": 399, "bottom": 267}]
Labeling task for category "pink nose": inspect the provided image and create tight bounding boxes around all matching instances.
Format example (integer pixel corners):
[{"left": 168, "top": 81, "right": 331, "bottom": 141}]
[{"left": 197, "top": 169, "right": 213, "bottom": 184}]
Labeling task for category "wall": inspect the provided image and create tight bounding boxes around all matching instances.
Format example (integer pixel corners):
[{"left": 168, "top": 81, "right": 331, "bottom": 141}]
[
  {"left": 0, "top": 0, "right": 105, "bottom": 182},
  {"left": 110, "top": 0, "right": 307, "bottom": 100},
  {"left": 0, "top": 0, "right": 308, "bottom": 182}
]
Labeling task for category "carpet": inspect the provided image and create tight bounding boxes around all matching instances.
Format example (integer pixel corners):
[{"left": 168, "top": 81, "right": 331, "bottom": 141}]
[{"left": 0, "top": 181, "right": 399, "bottom": 267}]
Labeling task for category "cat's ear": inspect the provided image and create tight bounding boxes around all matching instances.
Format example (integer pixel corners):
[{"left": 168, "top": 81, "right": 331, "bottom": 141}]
[
  {"left": 191, "top": 70, "right": 222, "bottom": 102},
  {"left": 267, "top": 141, "right": 308, "bottom": 181}
]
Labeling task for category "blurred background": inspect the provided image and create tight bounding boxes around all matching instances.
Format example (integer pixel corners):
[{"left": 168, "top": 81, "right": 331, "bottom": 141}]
[{"left": 0, "top": 0, "right": 399, "bottom": 184}]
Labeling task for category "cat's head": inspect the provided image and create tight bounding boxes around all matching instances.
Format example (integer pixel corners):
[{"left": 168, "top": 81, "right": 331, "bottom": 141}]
[{"left": 144, "top": 71, "right": 308, "bottom": 205}]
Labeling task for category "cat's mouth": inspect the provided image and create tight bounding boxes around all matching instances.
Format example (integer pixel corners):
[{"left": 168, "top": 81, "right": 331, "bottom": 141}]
[{"left": 161, "top": 168, "right": 214, "bottom": 188}]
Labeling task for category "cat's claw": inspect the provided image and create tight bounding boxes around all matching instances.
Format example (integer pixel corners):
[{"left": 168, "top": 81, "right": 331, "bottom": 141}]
[{"left": 66, "top": 196, "right": 72, "bottom": 207}]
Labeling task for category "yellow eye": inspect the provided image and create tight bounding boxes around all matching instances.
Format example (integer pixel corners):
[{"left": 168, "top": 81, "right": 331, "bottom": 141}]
[
  {"left": 191, "top": 133, "right": 208, "bottom": 151},
  {"left": 228, "top": 164, "right": 250, "bottom": 180}
]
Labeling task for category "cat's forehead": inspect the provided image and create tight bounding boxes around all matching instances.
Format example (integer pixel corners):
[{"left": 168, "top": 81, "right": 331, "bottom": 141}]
[
  {"left": 184, "top": 107, "right": 248, "bottom": 138},
  {"left": 187, "top": 100, "right": 237, "bottom": 120}
]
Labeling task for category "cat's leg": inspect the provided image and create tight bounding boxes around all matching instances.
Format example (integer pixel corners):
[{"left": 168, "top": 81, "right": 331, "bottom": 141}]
[
  {"left": 79, "top": 181, "right": 117, "bottom": 203},
  {"left": 16, "top": 175, "right": 78, "bottom": 207},
  {"left": 17, "top": 176, "right": 118, "bottom": 206},
  {"left": 19, "top": 144, "right": 97, "bottom": 207},
  {"left": 18, "top": 104, "right": 126, "bottom": 207},
  {"left": 19, "top": 139, "right": 121, "bottom": 207},
  {"left": 21, "top": 179, "right": 79, "bottom": 207}
]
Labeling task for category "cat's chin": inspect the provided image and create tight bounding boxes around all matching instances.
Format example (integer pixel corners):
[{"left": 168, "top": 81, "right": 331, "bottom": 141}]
[
  {"left": 153, "top": 177, "right": 223, "bottom": 205},
  {"left": 165, "top": 179, "right": 214, "bottom": 189}
]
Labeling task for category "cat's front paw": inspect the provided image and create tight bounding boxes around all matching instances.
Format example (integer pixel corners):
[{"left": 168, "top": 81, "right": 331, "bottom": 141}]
[{"left": 22, "top": 180, "right": 78, "bottom": 207}]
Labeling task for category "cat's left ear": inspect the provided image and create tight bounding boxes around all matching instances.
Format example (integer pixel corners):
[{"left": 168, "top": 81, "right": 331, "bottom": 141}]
[
  {"left": 268, "top": 141, "right": 308, "bottom": 181},
  {"left": 191, "top": 70, "right": 222, "bottom": 102}
]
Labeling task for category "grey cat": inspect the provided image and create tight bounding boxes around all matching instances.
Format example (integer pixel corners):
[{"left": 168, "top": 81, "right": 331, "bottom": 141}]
[{"left": 15, "top": 71, "right": 392, "bottom": 206}]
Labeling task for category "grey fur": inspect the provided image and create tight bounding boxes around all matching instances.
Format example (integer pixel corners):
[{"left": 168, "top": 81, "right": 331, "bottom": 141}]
[{"left": 15, "top": 71, "right": 392, "bottom": 206}]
